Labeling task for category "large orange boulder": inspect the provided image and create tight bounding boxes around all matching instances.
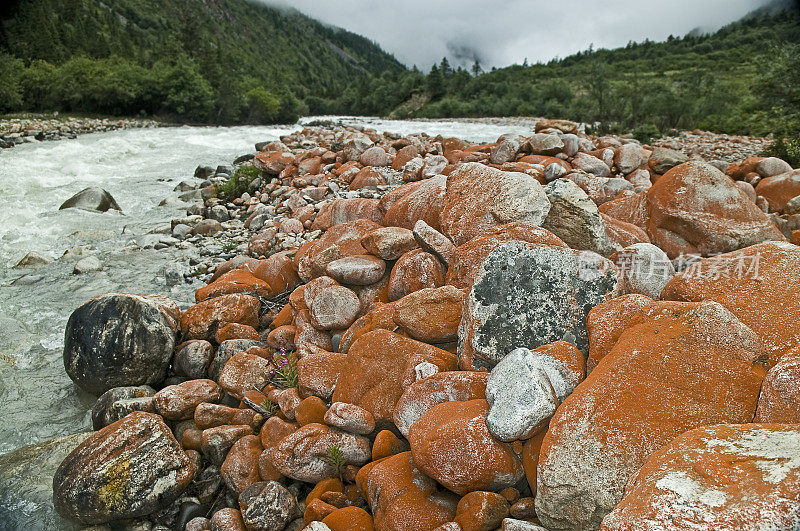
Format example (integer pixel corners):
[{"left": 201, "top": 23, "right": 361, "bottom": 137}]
[
  {"left": 364, "top": 451, "right": 458, "bottom": 530},
  {"left": 383, "top": 175, "right": 447, "bottom": 231},
  {"left": 252, "top": 252, "right": 300, "bottom": 296},
  {"left": 598, "top": 191, "right": 649, "bottom": 231},
  {"left": 393, "top": 285, "right": 463, "bottom": 344},
  {"left": 645, "top": 161, "right": 783, "bottom": 258},
  {"left": 601, "top": 424, "right": 800, "bottom": 530},
  {"left": 408, "top": 399, "right": 524, "bottom": 495},
  {"left": 393, "top": 370, "right": 488, "bottom": 437},
  {"left": 535, "top": 299, "right": 767, "bottom": 530},
  {"left": 180, "top": 294, "right": 260, "bottom": 341},
  {"left": 755, "top": 168, "right": 800, "bottom": 212},
  {"left": 661, "top": 241, "right": 800, "bottom": 367},
  {"left": 195, "top": 269, "right": 274, "bottom": 302},
  {"left": 755, "top": 350, "right": 800, "bottom": 423},
  {"left": 444, "top": 223, "right": 567, "bottom": 290},
  {"left": 387, "top": 249, "right": 446, "bottom": 301},
  {"left": 332, "top": 329, "right": 457, "bottom": 429},
  {"left": 441, "top": 163, "right": 550, "bottom": 246},
  {"left": 311, "top": 198, "right": 383, "bottom": 231}
]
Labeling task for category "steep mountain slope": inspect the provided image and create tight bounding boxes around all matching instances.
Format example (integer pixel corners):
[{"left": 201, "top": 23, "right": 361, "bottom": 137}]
[{"left": 0, "top": 0, "right": 404, "bottom": 122}]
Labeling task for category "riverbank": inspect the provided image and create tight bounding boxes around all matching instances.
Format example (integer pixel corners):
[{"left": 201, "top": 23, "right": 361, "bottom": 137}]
[
  {"left": 0, "top": 113, "right": 166, "bottom": 149},
  {"left": 2, "top": 117, "right": 799, "bottom": 530}
]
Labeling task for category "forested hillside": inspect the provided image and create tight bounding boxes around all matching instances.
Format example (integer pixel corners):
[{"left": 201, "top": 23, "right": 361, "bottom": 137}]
[
  {"left": 0, "top": 0, "right": 403, "bottom": 122},
  {"left": 318, "top": 0, "right": 800, "bottom": 140}
]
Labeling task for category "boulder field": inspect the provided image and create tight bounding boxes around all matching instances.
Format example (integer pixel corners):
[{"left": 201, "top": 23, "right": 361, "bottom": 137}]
[{"left": 51, "top": 121, "right": 800, "bottom": 530}]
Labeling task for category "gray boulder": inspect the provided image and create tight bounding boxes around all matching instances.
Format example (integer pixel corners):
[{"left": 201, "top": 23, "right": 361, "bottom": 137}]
[
  {"left": 63, "top": 293, "right": 179, "bottom": 395},
  {"left": 459, "top": 242, "right": 619, "bottom": 370},
  {"left": 59, "top": 187, "right": 121, "bottom": 212},
  {"left": 543, "top": 179, "right": 614, "bottom": 256}
]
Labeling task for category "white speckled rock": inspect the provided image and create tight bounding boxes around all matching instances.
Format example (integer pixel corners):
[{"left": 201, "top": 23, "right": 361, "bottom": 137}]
[
  {"left": 612, "top": 243, "right": 675, "bottom": 299},
  {"left": 310, "top": 286, "right": 361, "bottom": 330},
  {"left": 485, "top": 348, "right": 558, "bottom": 442}
]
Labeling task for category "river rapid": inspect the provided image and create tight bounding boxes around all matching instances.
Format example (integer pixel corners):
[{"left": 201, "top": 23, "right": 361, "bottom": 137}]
[{"left": 0, "top": 116, "right": 538, "bottom": 457}]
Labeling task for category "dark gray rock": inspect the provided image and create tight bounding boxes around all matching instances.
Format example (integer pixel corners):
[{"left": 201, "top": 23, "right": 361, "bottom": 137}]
[
  {"left": 63, "top": 294, "right": 179, "bottom": 395},
  {"left": 174, "top": 340, "right": 215, "bottom": 379},
  {"left": 459, "top": 242, "right": 619, "bottom": 370},
  {"left": 59, "top": 187, "right": 121, "bottom": 212},
  {"left": 53, "top": 412, "right": 196, "bottom": 525},
  {"left": 648, "top": 147, "right": 689, "bottom": 175},
  {"left": 239, "top": 481, "right": 298, "bottom": 531},
  {"left": 0, "top": 432, "right": 92, "bottom": 531},
  {"left": 91, "top": 385, "right": 156, "bottom": 430},
  {"left": 194, "top": 166, "right": 214, "bottom": 179}
]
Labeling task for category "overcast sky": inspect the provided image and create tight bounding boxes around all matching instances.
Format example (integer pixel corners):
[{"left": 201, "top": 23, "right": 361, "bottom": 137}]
[{"left": 259, "top": 0, "right": 774, "bottom": 70}]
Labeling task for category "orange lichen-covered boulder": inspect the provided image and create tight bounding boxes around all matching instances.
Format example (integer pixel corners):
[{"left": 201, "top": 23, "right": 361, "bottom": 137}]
[
  {"left": 252, "top": 252, "right": 300, "bottom": 296},
  {"left": 297, "top": 350, "right": 345, "bottom": 401},
  {"left": 598, "top": 191, "right": 649, "bottom": 231},
  {"left": 332, "top": 329, "right": 457, "bottom": 429},
  {"left": 383, "top": 175, "right": 447, "bottom": 231},
  {"left": 393, "top": 370, "right": 488, "bottom": 437},
  {"left": 645, "top": 161, "right": 784, "bottom": 258},
  {"left": 535, "top": 299, "right": 767, "bottom": 530},
  {"left": 180, "top": 294, "right": 260, "bottom": 341},
  {"left": 600, "top": 424, "right": 800, "bottom": 530},
  {"left": 444, "top": 223, "right": 567, "bottom": 290},
  {"left": 755, "top": 350, "right": 800, "bottom": 423},
  {"left": 662, "top": 241, "right": 800, "bottom": 367},
  {"left": 195, "top": 269, "right": 273, "bottom": 302},
  {"left": 409, "top": 399, "right": 524, "bottom": 496},
  {"left": 387, "top": 249, "right": 446, "bottom": 301},
  {"left": 441, "top": 163, "right": 550, "bottom": 246},
  {"left": 755, "top": 168, "right": 800, "bottom": 212},
  {"left": 364, "top": 451, "right": 458, "bottom": 530},
  {"left": 53, "top": 412, "right": 197, "bottom": 524},
  {"left": 393, "top": 285, "right": 464, "bottom": 344},
  {"left": 602, "top": 213, "right": 650, "bottom": 250},
  {"left": 310, "top": 198, "right": 383, "bottom": 231},
  {"left": 322, "top": 506, "right": 375, "bottom": 531},
  {"left": 455, "top": 491, "right": 510, "bottom": 531},
  {"left": 298, "top": 219, "right": 381, "bottom": 281}
]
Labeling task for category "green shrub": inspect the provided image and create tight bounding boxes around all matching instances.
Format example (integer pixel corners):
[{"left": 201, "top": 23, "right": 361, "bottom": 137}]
[
  {"left": 632, "top": 124, "right": 662, "bottom": 144},
  {"left": 761, "top": 137, "right": 800, "bottom": 168},
  {"left": 216, "top": 164, "right": 261, "bottom": 201}
]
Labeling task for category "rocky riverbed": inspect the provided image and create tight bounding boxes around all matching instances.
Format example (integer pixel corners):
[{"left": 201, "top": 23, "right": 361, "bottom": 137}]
[
  {"left": 3, "top": 117, "right": 800, "bottom": 530},
  {"left": 0, "top": 114, "right": 164, "bottom": 149}
]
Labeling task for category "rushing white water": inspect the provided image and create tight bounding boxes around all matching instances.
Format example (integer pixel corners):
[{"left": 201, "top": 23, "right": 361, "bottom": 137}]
[{"left": 0, "top": 116, "right": 536, "bottom": 456}]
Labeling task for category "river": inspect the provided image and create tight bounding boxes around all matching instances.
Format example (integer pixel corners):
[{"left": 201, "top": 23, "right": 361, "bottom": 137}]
[{"left": 0, "top": 116, "right": 537, "bottom": 456}]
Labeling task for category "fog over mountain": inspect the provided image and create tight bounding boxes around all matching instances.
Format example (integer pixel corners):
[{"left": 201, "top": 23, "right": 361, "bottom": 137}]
[{"left": 259, "top": 0, "right": 777, "bottom": 69}]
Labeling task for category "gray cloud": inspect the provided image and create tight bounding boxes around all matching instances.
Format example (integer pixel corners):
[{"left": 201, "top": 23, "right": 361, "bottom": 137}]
[{"left": 259, "top": 0, "right": 775, "bottom": 70}]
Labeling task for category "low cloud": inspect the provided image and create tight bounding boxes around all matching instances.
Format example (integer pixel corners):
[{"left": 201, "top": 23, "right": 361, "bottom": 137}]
[{"left": 257, "top": 0, "right": 774, "bottom": 70}]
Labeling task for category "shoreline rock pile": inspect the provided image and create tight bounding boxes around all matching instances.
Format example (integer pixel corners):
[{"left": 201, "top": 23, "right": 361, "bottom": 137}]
[
  {"left": 51, "top": 118, "right": 800, "bottom": 530},
  {"left": 0, "top": 114, "right": 163, "bottom": 149}
]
